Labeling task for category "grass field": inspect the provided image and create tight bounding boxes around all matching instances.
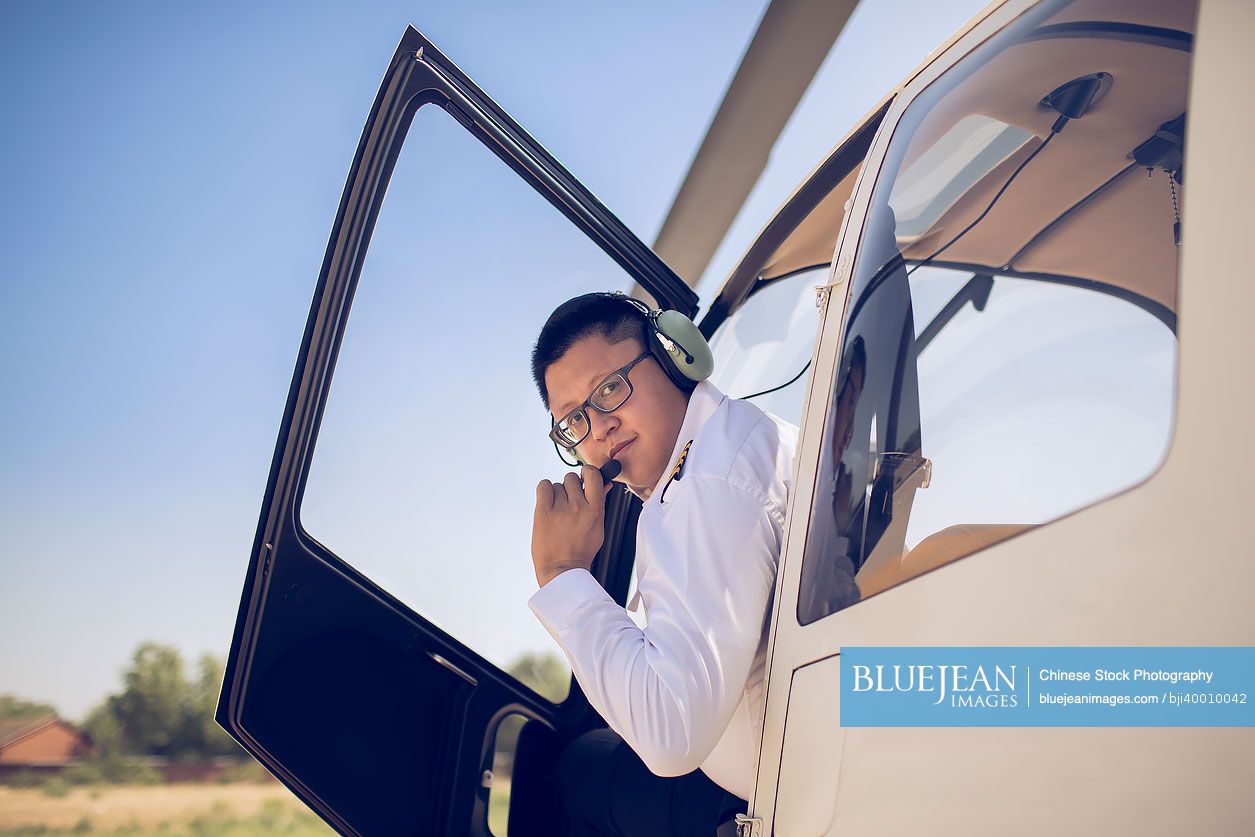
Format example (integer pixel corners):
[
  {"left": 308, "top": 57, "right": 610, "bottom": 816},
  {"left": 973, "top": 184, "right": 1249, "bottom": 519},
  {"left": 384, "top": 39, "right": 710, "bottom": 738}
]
[{"left": 0, "top": 784, "right": 335, "bottom": 835}]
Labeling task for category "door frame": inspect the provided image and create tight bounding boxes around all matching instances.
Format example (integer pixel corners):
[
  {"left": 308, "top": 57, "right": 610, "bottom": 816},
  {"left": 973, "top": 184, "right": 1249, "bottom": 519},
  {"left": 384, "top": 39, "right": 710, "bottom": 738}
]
[{"left": 218, "top": 26, "right": 699, "bottom": 835}]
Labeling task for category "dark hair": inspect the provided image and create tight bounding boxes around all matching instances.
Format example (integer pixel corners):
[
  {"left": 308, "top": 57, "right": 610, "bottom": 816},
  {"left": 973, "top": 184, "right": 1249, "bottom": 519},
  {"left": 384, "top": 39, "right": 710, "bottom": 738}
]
[{"left": 531, "top": 293, "right": 649, "bottom": 408}]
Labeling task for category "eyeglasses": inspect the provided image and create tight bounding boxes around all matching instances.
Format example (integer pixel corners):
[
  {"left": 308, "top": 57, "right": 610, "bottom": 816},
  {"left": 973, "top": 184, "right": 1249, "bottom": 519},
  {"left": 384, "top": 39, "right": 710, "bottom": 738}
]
[{"left": 549, "top": 350, "right": 653, "bottom": 450}]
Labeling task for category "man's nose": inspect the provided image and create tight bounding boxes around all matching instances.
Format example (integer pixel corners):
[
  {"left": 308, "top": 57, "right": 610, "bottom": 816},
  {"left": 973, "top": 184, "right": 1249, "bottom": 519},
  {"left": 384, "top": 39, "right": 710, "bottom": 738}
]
[{"left": 587, "top": 409, "right": 619, "bottom": 441}]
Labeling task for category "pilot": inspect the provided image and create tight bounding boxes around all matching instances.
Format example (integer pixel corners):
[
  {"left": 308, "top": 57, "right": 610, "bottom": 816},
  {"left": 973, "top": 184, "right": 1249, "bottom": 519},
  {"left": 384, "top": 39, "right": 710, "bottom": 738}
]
[{"left": 527, "top": 291, "right": 797, "bottom": 836}]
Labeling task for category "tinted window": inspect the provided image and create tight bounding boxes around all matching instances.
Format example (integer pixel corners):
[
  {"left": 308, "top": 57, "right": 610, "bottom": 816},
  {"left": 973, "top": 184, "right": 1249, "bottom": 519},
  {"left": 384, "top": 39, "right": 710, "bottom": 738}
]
[{"left": 798, "top": 0, "right": 1194, "bottom": 624}]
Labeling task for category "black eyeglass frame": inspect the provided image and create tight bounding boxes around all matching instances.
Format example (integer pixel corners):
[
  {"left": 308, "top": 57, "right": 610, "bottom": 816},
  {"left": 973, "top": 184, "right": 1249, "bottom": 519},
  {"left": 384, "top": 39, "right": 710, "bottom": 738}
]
[{"left": 549, "top": 349, "right": 654, "bottom": 452}]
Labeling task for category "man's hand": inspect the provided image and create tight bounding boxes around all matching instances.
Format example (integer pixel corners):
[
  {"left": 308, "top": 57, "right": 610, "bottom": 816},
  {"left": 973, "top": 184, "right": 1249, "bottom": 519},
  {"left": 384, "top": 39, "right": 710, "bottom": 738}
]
[{"left": 532, "top": 465, "right": 610, "bottom": 588}]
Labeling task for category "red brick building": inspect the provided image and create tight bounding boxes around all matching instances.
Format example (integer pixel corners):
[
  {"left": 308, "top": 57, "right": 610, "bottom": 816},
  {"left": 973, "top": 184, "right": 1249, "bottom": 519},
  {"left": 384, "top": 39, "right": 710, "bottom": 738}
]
[{"left": 0, "top": 714, "right": 94, "bottom": 778}]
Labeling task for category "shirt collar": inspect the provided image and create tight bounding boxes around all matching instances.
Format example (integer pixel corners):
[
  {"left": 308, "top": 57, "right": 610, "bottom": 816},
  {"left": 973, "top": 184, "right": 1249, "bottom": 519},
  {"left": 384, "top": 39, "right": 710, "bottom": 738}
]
[{"left": 629, "top": 380, "right": 726, "bottom": 503}]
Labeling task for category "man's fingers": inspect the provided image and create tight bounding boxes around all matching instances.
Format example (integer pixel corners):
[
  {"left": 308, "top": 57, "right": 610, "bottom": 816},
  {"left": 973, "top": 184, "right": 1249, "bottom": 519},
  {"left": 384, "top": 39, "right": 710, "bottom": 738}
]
[
  {"left": 580, "top": 464, "right": 604, "bottom": 505},
  {"left": 562, "top": 471, "right": 584, "bottom": 506},
  {"left": 535, "top": 479, "right": 555, "bottom": 509},
  {"left": 539, "top": 470, "right": 608, "bottom": 514}
]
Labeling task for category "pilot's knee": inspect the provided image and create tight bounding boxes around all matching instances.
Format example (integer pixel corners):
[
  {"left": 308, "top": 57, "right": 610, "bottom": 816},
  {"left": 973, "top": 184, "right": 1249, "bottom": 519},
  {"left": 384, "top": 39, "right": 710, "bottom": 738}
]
[{"left": 556, "top": 728, "right": 624, "bottom": 815}]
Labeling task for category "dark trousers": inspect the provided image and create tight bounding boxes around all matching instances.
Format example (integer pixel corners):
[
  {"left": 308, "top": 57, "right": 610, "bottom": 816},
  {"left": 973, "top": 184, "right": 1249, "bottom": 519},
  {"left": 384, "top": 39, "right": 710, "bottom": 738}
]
[{"left": 556, "top": 728, "right": 748, "bottom": 837}]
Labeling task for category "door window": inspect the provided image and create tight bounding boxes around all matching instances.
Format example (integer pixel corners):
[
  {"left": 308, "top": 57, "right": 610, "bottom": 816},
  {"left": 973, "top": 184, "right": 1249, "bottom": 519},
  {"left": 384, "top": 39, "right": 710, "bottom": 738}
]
[
  {"left": 707, "top": 268, "right": 824, "bottom": 428},
  {"left": 797, "top": 0, "right": 1194, "bottom": 624},
  {"left": 299, "top": 105, "right": 647, "bottom": 700}
]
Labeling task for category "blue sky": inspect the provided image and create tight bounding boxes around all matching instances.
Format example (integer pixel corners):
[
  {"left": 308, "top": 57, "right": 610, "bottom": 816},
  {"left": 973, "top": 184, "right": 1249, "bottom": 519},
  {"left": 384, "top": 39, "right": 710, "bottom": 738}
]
[{"left": 0, "top": 0, "right": 989, "bottom": 720}]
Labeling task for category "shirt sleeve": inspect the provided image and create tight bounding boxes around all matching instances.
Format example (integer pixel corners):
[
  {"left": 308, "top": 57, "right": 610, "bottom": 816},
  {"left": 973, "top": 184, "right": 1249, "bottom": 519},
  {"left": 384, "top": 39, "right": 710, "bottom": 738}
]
[{"left": 527, "top": 475, "right": 781, "bottom": 777}]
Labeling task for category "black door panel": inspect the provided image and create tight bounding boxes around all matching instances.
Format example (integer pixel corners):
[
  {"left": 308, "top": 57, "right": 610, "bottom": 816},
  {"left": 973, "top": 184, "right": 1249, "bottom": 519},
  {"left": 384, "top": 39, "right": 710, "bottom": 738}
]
[{"left": 219, "top": 26, "right": 693, "bottom": 836}]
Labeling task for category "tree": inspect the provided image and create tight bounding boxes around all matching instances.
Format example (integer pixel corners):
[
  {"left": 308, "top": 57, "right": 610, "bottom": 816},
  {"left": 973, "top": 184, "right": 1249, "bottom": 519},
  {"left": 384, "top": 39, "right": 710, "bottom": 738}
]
[
  {"left": 0, "top": 695, "right": 57, "bottom": 721},
  {"left": 506, "top": 652, "right": 571, "bottom": 703},
  {"left": 82, "top": 704, "right": 124, "bottom": 757},
  {"left": 87, "top": 643, "right": 242, "bottom": 759},
  {"left": 102, "top": 643, "right": 192, "bottom": 756},
  {"left": 191, "top": 653, "right": 240, "bottom": 758}
]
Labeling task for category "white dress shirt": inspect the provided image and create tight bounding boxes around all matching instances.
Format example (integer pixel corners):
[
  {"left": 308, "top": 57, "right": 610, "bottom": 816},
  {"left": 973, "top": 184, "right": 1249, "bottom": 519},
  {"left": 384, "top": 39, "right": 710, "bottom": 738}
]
[{"left": 528, "top": 380, "right": 797, "bottom": 800}]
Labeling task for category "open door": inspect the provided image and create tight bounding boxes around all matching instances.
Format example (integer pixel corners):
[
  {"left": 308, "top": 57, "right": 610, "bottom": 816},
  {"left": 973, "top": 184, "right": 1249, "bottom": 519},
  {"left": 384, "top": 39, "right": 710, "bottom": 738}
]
[{"left": 216, "top": 27, "right": 697, "bottom": 836}]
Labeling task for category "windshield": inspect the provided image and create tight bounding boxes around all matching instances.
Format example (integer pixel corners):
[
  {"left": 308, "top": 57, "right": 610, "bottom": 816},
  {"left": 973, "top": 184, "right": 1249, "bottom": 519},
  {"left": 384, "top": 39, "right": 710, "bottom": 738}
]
[{"left": 797, "top": 0, "right": 1193, "bottom": 625}]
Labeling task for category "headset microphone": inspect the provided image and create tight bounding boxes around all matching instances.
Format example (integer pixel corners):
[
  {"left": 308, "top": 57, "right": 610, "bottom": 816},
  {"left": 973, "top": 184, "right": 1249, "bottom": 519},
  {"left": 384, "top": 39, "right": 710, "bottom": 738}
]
[
  {"left": 599, "top": 459, "right": 622, "bottom": 483},
  {"left": 564, "top": 445, "right": 622, "bottom": 483}
]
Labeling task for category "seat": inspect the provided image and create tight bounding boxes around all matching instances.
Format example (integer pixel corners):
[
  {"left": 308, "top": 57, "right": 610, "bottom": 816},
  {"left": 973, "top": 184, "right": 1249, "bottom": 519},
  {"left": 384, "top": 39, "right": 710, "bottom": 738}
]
[{"left": 855, "top": 523, "right": 1036, "bottom": 598}]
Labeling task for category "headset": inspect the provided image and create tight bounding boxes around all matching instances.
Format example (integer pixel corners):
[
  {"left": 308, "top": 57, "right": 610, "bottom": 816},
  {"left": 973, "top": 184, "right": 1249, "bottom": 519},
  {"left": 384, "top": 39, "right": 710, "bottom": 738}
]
[
  {"left": 555, "top": 291, "right": 714, "bottom": 467},
  {"left": 608, "top": 292, "right": 714, "bottom": 391}
]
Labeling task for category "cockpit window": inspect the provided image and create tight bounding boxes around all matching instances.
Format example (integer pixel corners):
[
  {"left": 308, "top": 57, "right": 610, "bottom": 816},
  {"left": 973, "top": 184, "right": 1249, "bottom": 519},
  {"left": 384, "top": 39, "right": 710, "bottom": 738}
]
[
  {"left": 889, "top": 115, "right": 1034, "bottom": 239},
  {"left": 797, "top": 0, "right": 1195, "bottom": 625}
]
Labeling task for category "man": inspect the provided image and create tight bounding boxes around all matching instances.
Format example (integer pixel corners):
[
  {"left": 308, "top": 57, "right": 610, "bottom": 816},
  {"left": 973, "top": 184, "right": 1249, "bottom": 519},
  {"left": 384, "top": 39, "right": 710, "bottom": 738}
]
[{"left": 527, "top": 292, "right": 797, "bottom": 836}]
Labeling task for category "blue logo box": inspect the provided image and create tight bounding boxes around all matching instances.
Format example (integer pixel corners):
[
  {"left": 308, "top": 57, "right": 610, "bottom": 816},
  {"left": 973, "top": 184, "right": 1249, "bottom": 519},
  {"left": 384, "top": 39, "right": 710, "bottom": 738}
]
[{"left": 839, "top": 647, "right": 1255, "bottom": 727}]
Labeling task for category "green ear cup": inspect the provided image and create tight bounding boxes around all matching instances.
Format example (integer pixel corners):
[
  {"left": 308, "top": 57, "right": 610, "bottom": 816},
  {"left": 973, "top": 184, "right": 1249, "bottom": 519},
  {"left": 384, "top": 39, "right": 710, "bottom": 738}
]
[{"left": 654, "top": 309, "right": 714, "bottom": 382}]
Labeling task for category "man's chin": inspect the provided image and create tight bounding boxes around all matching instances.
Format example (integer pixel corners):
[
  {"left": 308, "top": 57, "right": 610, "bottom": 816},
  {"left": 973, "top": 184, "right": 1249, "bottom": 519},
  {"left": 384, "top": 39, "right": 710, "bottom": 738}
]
[
  {"left": 622, "top": 462, "right": 667, "bottom": 497},
  {"left": 614, "top": 460, "right": 643, "bottom": 493}
]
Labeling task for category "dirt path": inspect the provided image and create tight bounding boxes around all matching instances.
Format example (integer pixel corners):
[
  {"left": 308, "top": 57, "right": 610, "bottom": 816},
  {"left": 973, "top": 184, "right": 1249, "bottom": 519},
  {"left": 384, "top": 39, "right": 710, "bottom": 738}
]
[{"left": 0, "top": 783, "right": 329, "bottom": 832}]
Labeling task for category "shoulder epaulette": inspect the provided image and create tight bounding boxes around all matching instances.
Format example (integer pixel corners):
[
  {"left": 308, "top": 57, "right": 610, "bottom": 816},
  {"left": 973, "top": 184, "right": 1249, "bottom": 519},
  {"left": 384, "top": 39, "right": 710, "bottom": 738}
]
[{"left": 659, "top": 439, "right": 693, "bottom": 504}]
